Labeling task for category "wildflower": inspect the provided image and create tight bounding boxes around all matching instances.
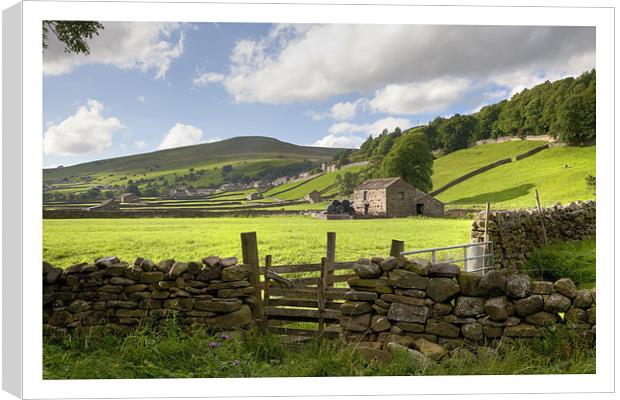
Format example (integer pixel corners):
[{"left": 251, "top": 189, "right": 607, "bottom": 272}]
[
  {"left": 232, "top": 359, "right": 240, "bottom": 366},
  {"left": 220, "top": 334, "right": 230, "bottom": 341},
  {"left": 209, "top": 341, "right": 219, "bottom": 349}
]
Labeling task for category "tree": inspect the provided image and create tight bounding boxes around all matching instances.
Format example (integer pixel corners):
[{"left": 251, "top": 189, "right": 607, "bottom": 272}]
[
  {"left": 126, "top": 184, "right": 141, "bottom": 196},
  {"left": 42, "top": 21, "right": 104, "bottom": 54},
  {"left": 337, "top": 171, "right": 365, "bottom": 195},
  {"left": 222, "top": 165, "right": 234, "bottom": 174},
  {"left": 380, "top": 132, "right": 434, "bottom": 192},
  {"left": 437, "top": 114, "right": 477, "bottom": 153}
]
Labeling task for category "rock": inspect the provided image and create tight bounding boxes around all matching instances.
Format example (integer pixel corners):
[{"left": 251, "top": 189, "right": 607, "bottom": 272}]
[
  {"left": 348, "top": 278, "right": 392, "bottom": 294},
  {"left": 356, "top": 347, "right": 392, "bottom": 363},
  {"left": 68, "top": 300, "right": 92, "bottom": 313},
  {"left": 426, "top": 278, "right": 460, "bottom": 303},
  {"left": 525, "top": 311, "right": 560, "bottom": 327},
  {"left": 341, "top": 313, "right": 372, "bottom": 332},
  {"left": 573, "top": 290, "right": 594, "bottom": 309},
  {"left": 95, "top": 256, "right": 119, "bottom": 267},
  {"left": 139, "top": 259, "right": 155, "bottom": 272},
  {"left": 414, "top": 338, "right": 446, "bottom": 360},
  {"left": 381, "top": 294, "right": 426, "bottom": 306},
  {"left": 461, "top": 323, "right": 484, "bottom": 341},
  {"left": 564, "top": 308, "right": 587, "bottom": 324},
  {"left": 372, "top": 304, "right": 388, "bottom": 315},
  {"left": 453, "top": 296, "right": 485, "bottom": 317},
  {"left": 64, "top": 262, "right": 87, "bottom": 275},
  {"left": 202, "top": 256, "right": 221, "bottom": 267},
  {"left": 163, "top": 298, "right": 193, "bottom": 311},
  {"left": 396, "top": 322, "right": 425, "bottom": 333},
  {"left": 483, "top": 326, "right": 502, "bottom": 339},
  {"left": 140, "top": 271, "right": 164, "bottom": 284},
  {"left": 353, "top": 262, "right": 382, "bottom": 279},
  {"left": 587, "top": 306, "right": 596, "bottom": 324},
  {"left": 504, "top": 323, "right": 541, "bottom": 338},
  {"left": 478, "top": 316, "right": 520, "bottom": 327},
  {"left": 115, "top": 309, "right": 147, "bottom": 318},
  {"left": 139, "top": 299, "right": 162, "bottom": 309},
  {"left": 388, "top": 270, "right": 429, "bottom": 289},
  {"left": 341, "top": 301, "right": 374, "bottom": 315},
  {"left": 218, "top": 287, "right": 254, "bottom": 298},
  {"left": 221, "top": 265, "right": 251, "bottom": 282},
  {"left": 531, "top": 281, "right": 554, "bottom": 295},
  {"left": 371, "top": 315, "right": 392, "bottom": 332},
  {"left": 187, "top": 261, "right": 202, "bottom": 273},
  {"left": 544, "top": 292, "right": 572, "bottom": 313},
  {"left": 206, "top": 281, "right": 250, "bottom": 290},
  {"left": 207, "top": 304, "right": 252, "bottom": 329},
  {"left": 45, "top": 268, "right": 63, "bottom": 284},
  {"left": 431, "top": 303, "right": 453, "bottom": 317},
  {"left": 591, "top": 287, "right": 596, "bottom": 303},
  {"left": 458, "top": 272, "right": 483, "bottom": 296},
  {"left": 107, "top": 300, "right": 138, "bottom": 309},
  {"left": 376, "top": 299, "right": 390, "bottom": 309},
  {"left": 169, "top": 262, "right": 189, "bottom": 278},
  {"left": 379, "top": 257, "right": 399, "bottom": 272},
  {"left": 387, "top": 303, "right": 429, "bottom": 324},
  {"left": 479, "top": 270, "right": 508, "bottom": 296},
  {"left": 394, "top": 289, "right": 426, "bottom": 298},
  {"left": 43, "top": 261, "right": 53, "bottom": 275},
  {"left": 554, "top": 278, "right": 577, "bottom": 299},
  {"left": 220, "top": 257, "right": 238, "bottom": 267},
  {"left": 194, "top": 299, "right": 242, "bottom": 313},
  {"left": 103, "top": 264, "right": 126, "bottom": 277},
  {"left": 428, "top": 263, "right": 460, "bottom": 277},
  {"left": 443, "top": 315, "right": 477, "bottom": 325},
  {"left": 425, "top": 320, "right": 460, "bottom": 338},
  {"left": 505, "top": 274, "right": 531, "bottom": 299},
  {"left": 370, "top": 256, "right": 384, "bottom": 264},
  {"left": 403, "top": 260, "right": 429, "bottom": 276},
  {"left": 156, "top": 259, "right": 175, "bottom": 273},
  {"left": 110, "top": 277, "right": 134, "bottom": 285},
  {"left": 386, "top": 342, "right": 429, "bottom": 363},
  {"left": 483, "top": 296, "right": 512, "bottom": 321},
  {"left": 514, "top": 295, "right": 544, "bottom": 317}
]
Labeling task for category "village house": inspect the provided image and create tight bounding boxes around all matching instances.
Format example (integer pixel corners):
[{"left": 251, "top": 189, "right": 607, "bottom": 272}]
[
  {"left": 304, "top": 190, "right": 322, "bottom": 203},
  {"left": 321, "top": 162, "right": 339, "bottom": 173},
  {"left": 119, "top": 192, "right": 140, "bottom": 203},
  {"left": 353, "top": 177, "right": 444, "bottom": 217}
]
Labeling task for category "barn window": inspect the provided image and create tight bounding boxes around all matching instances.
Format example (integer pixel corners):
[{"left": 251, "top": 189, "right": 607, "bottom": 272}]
[
  {"left": 363, "top": 191, "right": 368, "bottom": 201},
  {"left": 398, "top": 191, "right": 405, "bottom": 200}
]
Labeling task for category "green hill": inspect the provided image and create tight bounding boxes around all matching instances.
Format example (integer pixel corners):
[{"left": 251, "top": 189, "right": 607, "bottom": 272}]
[
  {"left": 436, "top": 145, "right": 595, "bottom": 209},
  {"left": 432, "top": 141, "right": 546, "bottom": 190}
]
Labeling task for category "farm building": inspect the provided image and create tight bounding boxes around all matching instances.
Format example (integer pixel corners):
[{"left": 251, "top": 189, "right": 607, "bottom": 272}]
[
  {"left": 353, "top": 177, "right": 444, "bottom": 217},
  {"left": 247, "top": 192, "right": 263, "bottom": 201},
  {"left": 119, "top": 193, "right": 140, "bottom": 203},
  {"left": 304, "top": 190, "right": 322, "bottom": 203}
]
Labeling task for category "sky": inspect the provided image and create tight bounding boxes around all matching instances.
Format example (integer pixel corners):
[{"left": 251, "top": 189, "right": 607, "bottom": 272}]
[{"left": 42, "top": 22, "right": 595, "bottom": 168}]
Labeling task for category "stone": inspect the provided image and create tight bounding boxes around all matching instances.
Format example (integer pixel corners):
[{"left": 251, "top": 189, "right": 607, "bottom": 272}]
[
  {"left": 483, "top": 326, "right": 503, "bottom": 339},
  {"left": 431, "top": 303, "right": 453, "bottom": 317},
  {"left": 64, "top": 262, "right": 87, "bottom": 275},
  {"left": 525, "top": 311, "right": 560, "bottom": 327},
  {"left": 381, "top": 294, "right": 426, "bottom": 306},
  {"left": 156, "top": 259, "right": 175, "bottom": 273},
  {"left": 357, "top": 348, "right": 393, "bottom": 363},
  {"left": 554, "top": 278, "right": 578, "bottom": 299},
  {"left": 218, "top": 287, "right": 254, "bottom": 298},
  {"left": 461, "top": 323, "right": 484, "bottom": 341},
  {"left": 341, "top": 313, "right": 372, "bottom": 332},
  {"left": 202, "top": 256, "right": 221, "bottom": 267},
  {"left": 220, "top": 257, "right": 238, "bottom": 267},
  {"left": 386, "top": 342, "right": 428, "bottom": 363},
  {"left": 151, "top": 290, "right": 169, "bottom": 299},
  {"left": 206, "top": 304, "right": 252, "bottom": 329},
  {"left": 95, "top": 256, "right": 119, "bottom": 268},
  {"left": 341, "top": 301, "right": 374, "bottom": 316},
  {"left": 591, "top": 287, "right": 596, "bottom": 303},
  {"left": 139, "top": 299, "right": 162, "bottom": 309},
  {"left": 425, "top": 320, "right": 460, "bottom": 338},
  {"left": 115, "top": 309, "right": 147, "bottom": 318},
  {"left": 587, "top": 306, "right": 596, "bottom": 324},
  {"left": 68, "top": 300, "right": 92, "bottom": 313},
  {"left": 187, "top": 261, "right": 202, "bottom": 274},
  {"left": 483, "top": 296, "right": 512, "bottom": 321},
  {"left": 564, "top": 308, "right": 588, "bottom": 324},
  {"left": 206, "top": 281, "right": 250, "bottom": 290},
  {"left": 438, "top": 337, "right": 466, "bottom": 349},
  {"left": 80, "top": 264, "right": 98, "bottom": 273},
  {"left": 99, "top": 285, "right": 124, "bottom": 293},
  {"left": 426, "top": 278, "right": 460, "bottom": 303},
  {"left": 453, "top": 296, "right": 485, "bottom": 317},
  {"left": 344, "top": 291, "right": 377, "bottom": 302},
  {"left": 379, "top": 256, "right": 399, "bottom": 272},
  {"left": 544, "top": 292, "right": 572, "bottom": 313},
  {"left": 414, "top": 338, "right": 446, "bottom": 360},
  {"left": 353, "top": 262, "right": 382, "bottom": 279},
  {"left": 457, "top": 272, "right": 483, "bottom": 296},
  {"left": 428, "top": 263, "right": 460, "bottom": 278},
  {"left": 396, "top": 322, "right": 425, "bottom": 333},
  {"left": 107, "top": 300, "right": 138, "bottom": 309},
  {"left": 372, "top": 304, "right": 388, "bottom": 315},
  {"left": 387, "top": 303, "right": 429, "bottom": 324},
  {"left": 388, "top": 270, "right": 429, "bottom": 289},
  {"left": 514, "top": 295, "right": 544, "bottom": 317},
  {"left": 163, "top": 298, "right": 193, "bottom": 311},
  {"left": 140, "top": 259, "right": 155, "bottom": 272},
  {"left": 110, "top": 277, "right": 134, "bottom": 286},
  {"left": 103, "top": 265, "right": 126, "bottom": 277},
  {"left": 504, "top": 323, "right": 541, "bottom": 338},
  {"left": 375, "top": 299, "right": 391, "bottom": 309},
  {"left": 394, "top": 289, "right": 426, "bottom": 298},
  {"left": 199, "top": 265, "right": 222, "bottom": 281},
  {"left": 43, "top": 261, "right": 53, "bottom": 275},
  {"left": 573, "top": 290, "right": 594, "bottom": 309},
  {"left": 479, "top": 270, "right": 508, "bottom": 296},
  {"left": 443, "top": 315, "right": 476, "bottom": 325},
  {"left": 478, "top": 316, "right": 520, "bottom": 327},
  {"left": 371, "top": 315, "right": 392, "bottom": 332},
  {"left": 505, "top": 274, "right": 532, "bottom": 299},
  {"left": 390, "top": 325, "right": 403, "bottom": 335},
  {"left": 46, "top": 268, "right": 63, "bottom": 284},
  {"left": 169, "top": 262, "right": 189, "bottom": 278},
  {"left": 221, "top": 265, "right": 251, "bottom": 282},
  {"left": 370, "top": 256, "right": 384, "bottom": 264},
  {"left": 348, "top": 278, "right": 393, "bottom": 294},
  {"left": 140, "top": 272, "right": 164, "bottom": 284},
  {"left": 531, "top": 281, "right": 554, "bottom": 295},
  {"left": 403, "top": 260, "right": 429, "bottom": 276}
]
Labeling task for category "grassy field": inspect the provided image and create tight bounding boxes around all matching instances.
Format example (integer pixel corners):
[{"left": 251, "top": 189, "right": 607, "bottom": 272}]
[
  {"left": 44, "top": 324, "right": 594, "bottom": 379},
  {"left": 432, "top": 141, "right": 546, "bottom": 190},
  {"left": 437, "top": 146, "right": 595, "bottom": 209},
  {"left": 43, "top": 216, "right": 471, "bottom": 267}
]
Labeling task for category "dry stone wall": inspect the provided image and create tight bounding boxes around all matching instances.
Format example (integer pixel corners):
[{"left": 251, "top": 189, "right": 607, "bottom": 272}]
[
  {"left": 43, "top": 255, "right": 256, "bottom": 337},
  {"left": 470, "top": 200, "right": 595, "bottom": 269},
  {"left": 342, "top": 256, "right": 595, "bottom": 361}
]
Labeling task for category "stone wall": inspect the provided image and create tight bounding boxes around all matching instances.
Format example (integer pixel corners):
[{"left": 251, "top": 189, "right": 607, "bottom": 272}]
[
  {"left": 43, "top": 256, "right": 256, "bottom": 337},
  {"left": 470, "top": 201, "right": 596, "bottom": 269},
  {"left": 341, "top": 256, "right": 595, "bottom": 361},
  {"left": 429, "top": 158, "right": 512, "bottom": 196}
]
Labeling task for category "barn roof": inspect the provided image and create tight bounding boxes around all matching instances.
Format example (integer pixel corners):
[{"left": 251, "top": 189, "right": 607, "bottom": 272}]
[{"left": 354, "top": 177, "right": 403, "bottom": 190}]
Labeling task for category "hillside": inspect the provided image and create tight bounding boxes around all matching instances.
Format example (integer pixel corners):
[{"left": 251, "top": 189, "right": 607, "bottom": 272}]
[{"left": 436, "top": 145, "right": 595, "bottom": 209}]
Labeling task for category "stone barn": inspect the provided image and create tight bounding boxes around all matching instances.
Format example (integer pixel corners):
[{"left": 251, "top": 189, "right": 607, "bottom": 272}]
[
  {"left": 304, "top": 190, "right": 322, "bottom": 203},
  {"left": 247, "top": 192, "right": 263, "bottom": 201},
  {"left": 119, "top": 193, "right": 139, "bottom": 203},
  {"left": 353, "top": 177, "right": 444, "bottom": 217}
]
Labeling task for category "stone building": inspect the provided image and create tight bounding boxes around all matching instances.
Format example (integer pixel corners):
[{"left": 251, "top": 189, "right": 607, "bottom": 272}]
[
  {"left": 304, "top": 190, "right": 322, "bottom": 203},
  {"left": 353, "top": 177, "right": 444, "bottom": 217},
  {"left": 247, "top": 192, "right": 263, "bottom": 201},
  {"left": 119, "top": 193, "right": 139, "bottom": 203}
]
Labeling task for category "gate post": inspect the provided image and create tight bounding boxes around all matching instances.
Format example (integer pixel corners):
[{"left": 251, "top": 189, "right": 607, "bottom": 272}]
[
  {"left": 390, "top": 239, "right": 404, "bottom": 259},
  {"left": 262, "top": 255, "right": 272, "bottom": 329},
  {"left": 326, "top": 232, "right": 336, "bottom": 288},
  {"left": 241, "top": 232, "right": 263, "bottom": 326},
  {"left": 317, "top": 257, "right": 328, "bottom": 338}
]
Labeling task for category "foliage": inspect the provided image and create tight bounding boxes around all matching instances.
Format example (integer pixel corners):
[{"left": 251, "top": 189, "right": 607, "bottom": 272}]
[
  {"left": 125, "top": 184, "right": 141, "bottom": 196},
  {"left": 42, "top": 21, "right": 104, "bottom": 54},
  {"left": 585, "top": 174, "right": 596, "bottom": 195},
  {"left": 436, "top": 114, "right": 478, "bottom": 154},
  {"left": 380, "top": 132, "right": 434, "bottom": 192},
  {"left": 336, "top": 171, "right": 365, "bottom": 195}
]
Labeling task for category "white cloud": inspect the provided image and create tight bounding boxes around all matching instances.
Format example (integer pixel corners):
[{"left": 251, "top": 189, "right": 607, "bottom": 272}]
[
  {"left": 206, "top": 137, "right": 223, "bottom": 143},
  {"left": 368, "top": 78, "right": 471, "bottom": 115},
  {"left": 134, "top": 140, "right": 148, "bottom": 149},
  {"left": 329, "top": 101, "right": 361, "bottom": 120},
  {"left": 221, "top": 25, "right": 594, "bottom": 104},
  {"left": 43, "top": 99, "right": 124, "bottom": 156},
  {"left": 158, "top": 123, "right": 204, "bottom": 150},
  {"left": 136, "top": 96, "right": 146, "bottom": 104},
  {"left": 328, "top": 117, "right": 411, "bottom": 136},
  {"left": 313, "top": 134, "right": 366, "bottom": 149},
  {"left": 193, "top": 72, "right": 225, "bottom": 87},
  {"left": 43, "top": 22, "right": 186, "bottom": 79}
]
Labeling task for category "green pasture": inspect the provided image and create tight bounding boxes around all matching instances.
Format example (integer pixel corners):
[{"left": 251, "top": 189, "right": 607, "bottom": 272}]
[
  {"left": 269, "top": 165, "right": 366, "bottom": 201},
  {"left": 43, "top": 216, "right": 471, "bottom": 268}
]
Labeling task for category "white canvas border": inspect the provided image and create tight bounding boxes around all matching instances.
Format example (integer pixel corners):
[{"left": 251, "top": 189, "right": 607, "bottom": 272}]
[{"left": 8, "top": 0, "right": 616, "bottom": 398}]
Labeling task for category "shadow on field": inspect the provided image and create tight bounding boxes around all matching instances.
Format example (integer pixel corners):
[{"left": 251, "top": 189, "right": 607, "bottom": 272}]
[{"left": 450, "top": 183, "right": 535, "bottom": 204}]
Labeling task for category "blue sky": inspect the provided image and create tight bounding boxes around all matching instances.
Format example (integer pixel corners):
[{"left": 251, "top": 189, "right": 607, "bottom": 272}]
[{"left": 43, "top": 23, "right": 595, "bottom": 167}]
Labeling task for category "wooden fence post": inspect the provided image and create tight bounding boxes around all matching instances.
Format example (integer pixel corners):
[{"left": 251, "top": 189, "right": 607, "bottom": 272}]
[
  {"left": 263, "top": 255, "right": 272, "bottom": 329},
  {"left": 326, "top": 232, "right": 336, "bottom": 288},
  {"left": 317, "top": 257, "right": 328, "bottom": 338},
  {"left": 241, "top": 232, "right": 263, "bottom": 325},
  {"left": 535, "top": 190, "right": 549, "bottom": 246},
  {"left": 390, "top": 240, "right": 404, "bottom": 259}
]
